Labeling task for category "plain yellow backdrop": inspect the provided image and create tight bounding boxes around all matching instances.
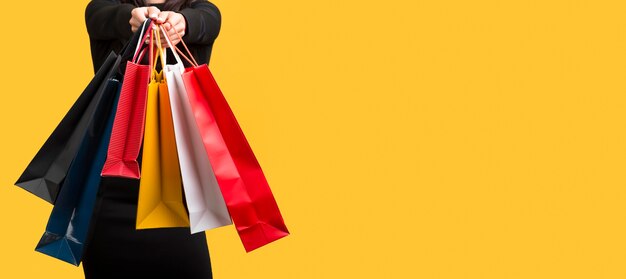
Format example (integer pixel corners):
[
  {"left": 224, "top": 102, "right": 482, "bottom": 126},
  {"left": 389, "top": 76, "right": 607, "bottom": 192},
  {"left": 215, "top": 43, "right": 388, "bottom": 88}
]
[{"left": 1, "top": 0, "right": 626, "bottom": 278}]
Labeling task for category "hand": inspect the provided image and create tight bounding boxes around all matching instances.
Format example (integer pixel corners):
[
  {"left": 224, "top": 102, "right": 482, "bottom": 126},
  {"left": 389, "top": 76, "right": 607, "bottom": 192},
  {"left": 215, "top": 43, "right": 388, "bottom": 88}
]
[
  {"left": 129, "top": 6, "right": 162, "bottom": 33},
  {"left": 154, "top": 11, "right": 186, "bottom": 48}
]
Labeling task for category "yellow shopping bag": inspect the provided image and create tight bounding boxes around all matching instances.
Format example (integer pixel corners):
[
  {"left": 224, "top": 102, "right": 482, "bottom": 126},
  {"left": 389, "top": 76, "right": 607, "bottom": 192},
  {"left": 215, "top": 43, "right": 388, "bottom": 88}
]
[{"left": 136, "top": 28, "right": 190, "bottom": 229}]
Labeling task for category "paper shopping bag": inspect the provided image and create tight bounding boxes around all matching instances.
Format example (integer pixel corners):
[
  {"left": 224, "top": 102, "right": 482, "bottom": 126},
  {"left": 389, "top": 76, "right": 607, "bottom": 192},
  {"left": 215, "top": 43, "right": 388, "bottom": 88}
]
[
  {"left": 101, "top": 23, "right": 154, "bottom": 179},
  {"left": 36, "top": 69, "right": 122, "bottom": 265},
  {"left": 183, "top": 65, "right": 289, "bottom": 252},
  {"left": 15, "top": 53, "right": 118, "bottom": 203},
  {"left": 136, "top": 34, "right": 189, "bottom": 229},
  {"left": 34, "top": 20, "right": 152, "bottom": 264},
  {"left": 160, "top": 26, "right": 231, "bottom": 233},
  {"left": 15, "top": 19, "right": 152, "bottom": 203}
]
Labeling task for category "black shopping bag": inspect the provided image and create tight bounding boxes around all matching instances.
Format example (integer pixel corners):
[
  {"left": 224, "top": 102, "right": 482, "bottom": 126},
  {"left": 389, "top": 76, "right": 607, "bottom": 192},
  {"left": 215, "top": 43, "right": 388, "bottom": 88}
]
[{"left": 15, "top": 19, "right": 152, "bottom": 203}]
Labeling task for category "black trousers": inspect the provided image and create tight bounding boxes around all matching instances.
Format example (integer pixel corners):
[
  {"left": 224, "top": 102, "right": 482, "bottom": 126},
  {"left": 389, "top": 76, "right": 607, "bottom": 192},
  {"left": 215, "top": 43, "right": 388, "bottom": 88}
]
[{"left": 82, "top": 177, "right": 213, "bottom": 278}]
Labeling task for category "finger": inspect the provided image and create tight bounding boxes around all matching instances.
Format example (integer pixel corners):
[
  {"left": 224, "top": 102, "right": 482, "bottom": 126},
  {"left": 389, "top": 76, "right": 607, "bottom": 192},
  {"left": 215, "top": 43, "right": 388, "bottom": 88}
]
[
  {"left": 163, "top": 34, "right": 179, "bottom": 46},
  {"left": 130, "top": 9, "right": 147, "bottom": 29},
  {"left": 130, "top": 22, "right": 142, "bottom": 33},
  {"left": 168, "top": 31, "right": 184, "bottom": 41},
  {"left": 139, "top": 7, "right": 150, "bottom": 17},
  {"left": 173, "top": 23, "right": 185, "bottom": 37},
  {"left": 132, "top": 7, "right": 147, "bottom": 17},
  {"left": 147, "top": 7, "right": 161, "bottom": 20},
  {"left": 161, "top": 31, "right": 177, "bottom": 47},
  {"left": 156, "top": 11, "right": 171, "bottom": 24},
  {"left": 167, "top": 23, "right": 184, "bottom": 37},
  {"left": 170, "top": 14, "right": 184, "bottom": 25},
  {"left": 166, "top": 17, "right": 183, "bottom": 32},
  {"left": 166, "top": 29, "right": 177, "bottom": 41},
  {"left": 163, "top": 22, "right": 172, "bottom": 31},
  {"left": 129, "top": 17, "right": 139, "bottom": 26},
  {"left": 164, "top": 12, "right": 181, "bottom": 24},
  {"left": 134, "top": 13, "right": 147, "bottom": 23},
  {"left": 129, "top": 17, "right": 142, "bottom": 28}
]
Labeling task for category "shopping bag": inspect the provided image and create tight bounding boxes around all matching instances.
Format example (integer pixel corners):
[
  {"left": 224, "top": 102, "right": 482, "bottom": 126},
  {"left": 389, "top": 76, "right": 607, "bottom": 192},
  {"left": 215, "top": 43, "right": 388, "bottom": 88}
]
[
  {"left": 14, "top": 53, "right": 118, "bottom": 203},
  {"left": 34, "top": 20, "right": 152, "bottom": 265},
  {"left": 172, "top": 33, "right": 289, "bottom": 251},
  {"left": 136, "top": 30, "right": 189, "bottom": 229},
  {"left": 15, "top": 19, "right": 153, "bottom": 203},
  {"left": 101, "top": 22, "right": 154, "bottom": 179},
  {"left": 36, "top": 68, "right": 122, "bottom": 266},
  {"left": 160, "top": 26, "right": 231, "bottom": 233}
]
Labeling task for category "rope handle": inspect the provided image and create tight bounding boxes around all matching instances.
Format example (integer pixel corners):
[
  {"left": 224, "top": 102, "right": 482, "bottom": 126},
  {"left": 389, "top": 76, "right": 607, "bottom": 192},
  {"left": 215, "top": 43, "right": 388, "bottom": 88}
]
[
  {"left": 159, "top": 25, "right": 198, "bottom": 67},
  {"left": 132, "top": 22, "right": 154, "bottom": 63}
]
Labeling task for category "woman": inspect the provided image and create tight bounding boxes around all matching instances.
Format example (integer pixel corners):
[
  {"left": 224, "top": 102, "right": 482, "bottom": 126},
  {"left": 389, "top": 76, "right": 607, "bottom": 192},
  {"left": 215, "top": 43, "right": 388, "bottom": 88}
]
[{"left": 82, "top": 1, "right": 221, "bottom": 278}]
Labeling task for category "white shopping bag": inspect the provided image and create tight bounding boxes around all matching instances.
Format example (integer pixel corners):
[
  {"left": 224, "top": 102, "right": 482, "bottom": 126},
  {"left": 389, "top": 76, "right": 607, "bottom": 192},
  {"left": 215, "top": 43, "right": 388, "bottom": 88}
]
[{"left": 162, "top": 27, "right": 232, "bottom": 233}]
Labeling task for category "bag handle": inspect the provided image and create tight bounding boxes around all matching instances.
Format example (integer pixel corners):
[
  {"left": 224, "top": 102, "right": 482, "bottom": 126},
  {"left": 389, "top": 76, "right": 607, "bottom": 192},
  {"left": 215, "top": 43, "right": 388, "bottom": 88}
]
[
  {"left": 151, "top": 27, "right": 168, "bottom": 80},
  {"left": 148, "top": 26, "right": 156, "bottom": 78},
  {"left": 132, "top": 20, "right": 149, "bottom": 61},
  {"left": 158, "top": 25, "right": 185, "bottom": 71},
  {"left": 173, "top": 28, "right": 198, "bottom": 66},
  {"left": 118, "top": 19, "right": 152, "bottom": 60},
  {"left": 159, "top": 25, "right": 198, "bottom": 67},
  {"left": 132, "top": 23, "right": 154, "bottom": 63}
]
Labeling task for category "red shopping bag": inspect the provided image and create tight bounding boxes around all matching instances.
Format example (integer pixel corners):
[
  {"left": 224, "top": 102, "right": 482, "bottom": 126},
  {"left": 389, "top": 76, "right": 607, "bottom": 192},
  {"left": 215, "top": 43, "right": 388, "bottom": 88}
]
[
  {"left": 101, "top": 24, "right": 153, "bottom": 179},
  {"left": 180, "top": 53, "right": 289, "bottom": 252}
]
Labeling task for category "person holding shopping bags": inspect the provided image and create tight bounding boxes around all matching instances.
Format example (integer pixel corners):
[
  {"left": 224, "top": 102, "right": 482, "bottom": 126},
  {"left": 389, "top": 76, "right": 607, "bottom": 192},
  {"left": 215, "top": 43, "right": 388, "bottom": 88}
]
[{"left": 82, "top": 0, "right": 221, "bottom": 278}]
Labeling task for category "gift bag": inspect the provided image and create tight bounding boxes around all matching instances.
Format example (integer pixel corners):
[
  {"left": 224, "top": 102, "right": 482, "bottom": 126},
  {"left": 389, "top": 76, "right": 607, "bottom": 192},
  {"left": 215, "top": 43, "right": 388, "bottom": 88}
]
[
  {"left": 136, "top": 30, "right": 189, "bottom": 229},
  {"left": 15, "top": 20, "right": 152, "bottom": 203},
  {"left": 34, "top": 20, "right": 152, "bottom": 265},
  {"left": 171, "top": 32, "right": 289, "bottom": 251},
  {"left": 36, "top": 69, "right": 122, "bottom": 265},
  {"left": 101, "top": 22, "right": 153, "bottom": 179},
  {"left": 15, "top": 53, "right": 119, "bottom": 203},
  {"left": 161, "top": 26, "right": 231, "bottom": 233}
]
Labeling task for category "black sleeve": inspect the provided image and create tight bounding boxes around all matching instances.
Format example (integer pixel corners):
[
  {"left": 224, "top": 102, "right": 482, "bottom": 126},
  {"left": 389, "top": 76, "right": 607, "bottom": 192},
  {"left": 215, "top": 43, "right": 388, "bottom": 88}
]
[
  {"left": 179, "top": 1, "right": 222, "bottom": 45},
  {"left": 85, "top": 0, "right": 135, "bottom": 41}
]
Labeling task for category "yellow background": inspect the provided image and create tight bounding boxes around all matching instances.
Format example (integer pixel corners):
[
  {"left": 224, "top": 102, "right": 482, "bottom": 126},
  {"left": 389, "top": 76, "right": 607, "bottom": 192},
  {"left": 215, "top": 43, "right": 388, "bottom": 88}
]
[{"left": 1, "top": 0, "right": 626, "bottom": 278}]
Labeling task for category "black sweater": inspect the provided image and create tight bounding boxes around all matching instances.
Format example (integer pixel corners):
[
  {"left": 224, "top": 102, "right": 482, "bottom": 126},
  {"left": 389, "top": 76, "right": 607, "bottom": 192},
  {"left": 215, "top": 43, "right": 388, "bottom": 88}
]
[{"left": 85, "top": 0, "right": 221, "bottom": 73}]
